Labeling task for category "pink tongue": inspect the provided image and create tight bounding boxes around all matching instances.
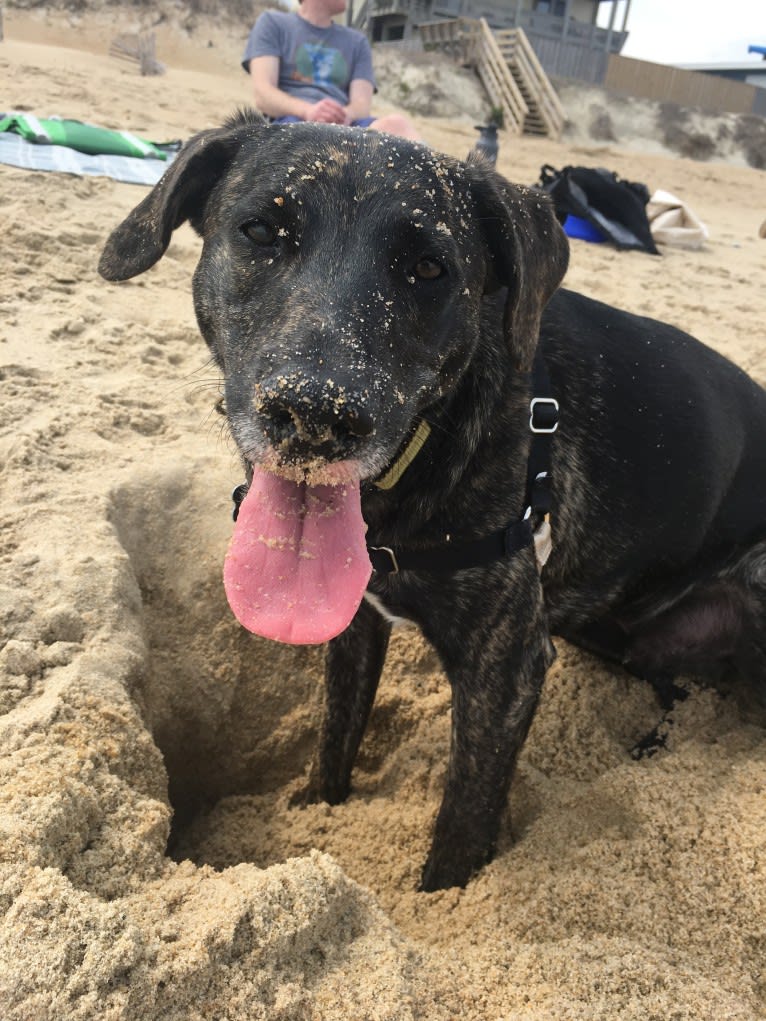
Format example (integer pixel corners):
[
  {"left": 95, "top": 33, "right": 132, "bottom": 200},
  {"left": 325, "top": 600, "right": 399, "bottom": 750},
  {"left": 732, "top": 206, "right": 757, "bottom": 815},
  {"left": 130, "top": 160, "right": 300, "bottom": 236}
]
[{"left": 223, "top": 467, "right": 372, "bottom": 644}]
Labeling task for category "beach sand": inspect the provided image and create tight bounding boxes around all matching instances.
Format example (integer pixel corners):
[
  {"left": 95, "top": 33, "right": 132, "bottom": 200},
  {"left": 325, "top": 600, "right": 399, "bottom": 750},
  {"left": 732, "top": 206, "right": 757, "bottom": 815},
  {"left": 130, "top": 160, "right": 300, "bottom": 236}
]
[{"left": 2, "top": 8, "right": 766, "bottom": 1019}]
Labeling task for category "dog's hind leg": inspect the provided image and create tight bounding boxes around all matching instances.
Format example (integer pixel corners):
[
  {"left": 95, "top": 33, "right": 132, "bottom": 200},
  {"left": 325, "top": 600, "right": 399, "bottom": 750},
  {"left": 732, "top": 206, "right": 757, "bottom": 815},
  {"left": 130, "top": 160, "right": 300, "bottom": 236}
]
[
  {"left": 624, "top": 566, "right": 766, "bottom": 754},
  {"left": 626, "top": 576, "right": 763, "bottom": 685},
  {"left": 734, "top": 542, "right": 766, "bottom": 693},
  {"left": 311, "top": 599, "right": 392, "bottom": 805},
  {"left": 559, "top": 616, "right": 688, "bottom": 755},
  {"left": 560, "top": 616, "right": 687, "bottom": 703},
  {"left": 629, "top": 675, "right": 690, "bottom": 759}
]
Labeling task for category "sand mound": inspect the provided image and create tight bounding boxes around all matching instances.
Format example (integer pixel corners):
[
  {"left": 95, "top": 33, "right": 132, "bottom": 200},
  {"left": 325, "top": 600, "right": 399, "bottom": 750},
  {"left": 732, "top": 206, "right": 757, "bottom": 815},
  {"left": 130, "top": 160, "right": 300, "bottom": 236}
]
[
  {"left": 2, "top": 7, "right": 766, "bottom": 1019},
  {"left": 557, "top": 80, "right": 766, "bottom": 168}
]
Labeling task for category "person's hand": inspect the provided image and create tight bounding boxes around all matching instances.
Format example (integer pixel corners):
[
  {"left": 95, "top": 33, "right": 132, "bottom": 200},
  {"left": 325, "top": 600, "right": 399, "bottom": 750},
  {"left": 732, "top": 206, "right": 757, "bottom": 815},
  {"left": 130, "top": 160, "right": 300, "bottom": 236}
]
[{"left": 304, "top": 98, "right": 349, "bottom": 124}]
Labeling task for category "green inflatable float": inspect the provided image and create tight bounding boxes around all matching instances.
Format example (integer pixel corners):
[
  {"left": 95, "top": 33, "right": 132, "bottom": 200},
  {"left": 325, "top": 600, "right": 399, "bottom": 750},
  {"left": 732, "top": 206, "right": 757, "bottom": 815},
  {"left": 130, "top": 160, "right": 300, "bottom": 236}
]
[{"left": 0, "top": 113, "right": 179, "bottom": 160}]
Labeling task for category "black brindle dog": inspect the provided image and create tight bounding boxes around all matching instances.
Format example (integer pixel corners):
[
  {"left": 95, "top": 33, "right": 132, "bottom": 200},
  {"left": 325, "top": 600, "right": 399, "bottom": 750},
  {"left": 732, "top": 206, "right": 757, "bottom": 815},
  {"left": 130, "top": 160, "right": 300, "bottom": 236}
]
[{"left": 100, "top": 112, "right": 766, "bottom": 891}]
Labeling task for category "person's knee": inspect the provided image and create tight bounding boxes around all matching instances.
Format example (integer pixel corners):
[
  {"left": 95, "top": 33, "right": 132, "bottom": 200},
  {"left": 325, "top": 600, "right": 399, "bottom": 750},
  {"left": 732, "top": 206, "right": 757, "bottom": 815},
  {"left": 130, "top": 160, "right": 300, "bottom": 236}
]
[{"left": 369, "top": 113, "right": 421, "bottom": 141}]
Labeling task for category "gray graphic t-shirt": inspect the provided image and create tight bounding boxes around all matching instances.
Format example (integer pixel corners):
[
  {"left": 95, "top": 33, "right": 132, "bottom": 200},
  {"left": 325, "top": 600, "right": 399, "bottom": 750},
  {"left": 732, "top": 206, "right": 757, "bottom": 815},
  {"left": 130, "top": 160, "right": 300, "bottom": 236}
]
[{"left": 242, "top": 11, "right": 376, "bottom": 107}]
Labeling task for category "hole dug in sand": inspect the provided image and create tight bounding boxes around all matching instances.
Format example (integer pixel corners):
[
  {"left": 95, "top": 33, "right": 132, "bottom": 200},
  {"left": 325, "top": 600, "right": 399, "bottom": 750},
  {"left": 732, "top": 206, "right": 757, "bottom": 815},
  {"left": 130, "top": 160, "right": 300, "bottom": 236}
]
[
  {"left": 107, "top": 463, "right": 449, "bottom": 892},
  {"left": 108, "top": 465, "right": 325, "bottom": 837}
]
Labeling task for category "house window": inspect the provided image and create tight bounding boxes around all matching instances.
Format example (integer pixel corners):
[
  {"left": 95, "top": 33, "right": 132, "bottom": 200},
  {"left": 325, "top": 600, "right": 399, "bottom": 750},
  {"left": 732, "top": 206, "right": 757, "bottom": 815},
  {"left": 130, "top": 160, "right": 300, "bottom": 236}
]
[
  {"left": 385, "top": 23, "right": 405, "bottom": 40},
  {"left": 535, "top": 0, "right": 567, "bottom": 14}
]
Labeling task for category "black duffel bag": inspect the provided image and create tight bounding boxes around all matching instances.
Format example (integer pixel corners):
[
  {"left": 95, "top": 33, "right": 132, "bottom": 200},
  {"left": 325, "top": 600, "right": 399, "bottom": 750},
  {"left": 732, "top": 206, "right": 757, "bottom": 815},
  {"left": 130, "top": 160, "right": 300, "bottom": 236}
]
[{"left": 537, "top": 164, "right": 660, "bottom": 255}]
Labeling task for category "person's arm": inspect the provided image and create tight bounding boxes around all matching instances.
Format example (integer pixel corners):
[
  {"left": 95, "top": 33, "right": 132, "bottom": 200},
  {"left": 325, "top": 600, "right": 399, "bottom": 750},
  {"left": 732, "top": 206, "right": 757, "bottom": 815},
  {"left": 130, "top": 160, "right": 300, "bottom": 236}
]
[
  {"left": 344, "top": 78, "right": 373, "bottom": 122},
  {"left": 248, "top": 56, "right": 348, "bottom": 123},
  {"left": 248, "top": 55, "right": 310, "bottom": 119}
]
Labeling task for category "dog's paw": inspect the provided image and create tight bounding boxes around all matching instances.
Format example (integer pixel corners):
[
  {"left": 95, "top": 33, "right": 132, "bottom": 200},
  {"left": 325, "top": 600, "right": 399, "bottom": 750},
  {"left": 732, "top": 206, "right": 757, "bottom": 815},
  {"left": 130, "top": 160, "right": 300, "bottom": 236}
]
[
  {"left": 286, "top": 785, "right": 313, "bottom": 809},
  {"left": 630, "top": 723, "right": 670, "bottom": 759},
  {"left": 287, "top": 770, "right": 351, "bottom": 808},
  {"left": 419, "top": 845, "right": 487, "bottom": 892}
]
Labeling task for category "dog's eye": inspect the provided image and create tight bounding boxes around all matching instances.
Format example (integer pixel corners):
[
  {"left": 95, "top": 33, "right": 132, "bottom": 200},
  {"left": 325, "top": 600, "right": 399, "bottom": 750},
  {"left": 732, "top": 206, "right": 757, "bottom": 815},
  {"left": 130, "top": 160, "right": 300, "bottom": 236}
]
[
  {"left": 243, "top": 220, "right": 278, "bottom": 246},
  {"left": 414, "top": 258, "right": 445, "bottom": 281}
]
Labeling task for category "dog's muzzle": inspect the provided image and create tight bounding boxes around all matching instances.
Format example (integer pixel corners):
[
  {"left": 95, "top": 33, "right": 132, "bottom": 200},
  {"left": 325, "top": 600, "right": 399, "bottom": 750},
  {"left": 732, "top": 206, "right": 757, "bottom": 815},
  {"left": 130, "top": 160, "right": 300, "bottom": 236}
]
[{"left": 255, "top": 376, "right": 376, "bottom": 462}]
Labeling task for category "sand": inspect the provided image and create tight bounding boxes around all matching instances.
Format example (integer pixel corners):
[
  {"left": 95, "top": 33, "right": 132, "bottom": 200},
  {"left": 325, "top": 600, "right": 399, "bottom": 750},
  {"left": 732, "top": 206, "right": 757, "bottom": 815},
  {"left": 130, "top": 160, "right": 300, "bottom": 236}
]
[{"left": 2, "top": 6, "right": 766, "bottom": 1019}]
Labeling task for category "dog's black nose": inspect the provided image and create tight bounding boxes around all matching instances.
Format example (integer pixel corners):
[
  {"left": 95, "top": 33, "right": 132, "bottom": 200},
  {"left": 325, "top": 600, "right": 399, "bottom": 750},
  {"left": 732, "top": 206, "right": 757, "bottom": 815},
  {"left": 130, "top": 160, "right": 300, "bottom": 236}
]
[{"left": 256, "top": 378, "right": 375, "bottom": 455}]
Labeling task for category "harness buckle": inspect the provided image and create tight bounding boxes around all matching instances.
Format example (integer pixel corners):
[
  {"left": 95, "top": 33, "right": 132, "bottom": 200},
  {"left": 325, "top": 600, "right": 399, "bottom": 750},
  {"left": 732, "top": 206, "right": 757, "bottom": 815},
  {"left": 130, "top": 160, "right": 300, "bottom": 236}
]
[
  {"left": 529, "top": 397, "right": 559, "bottom": 434},
  {"left": 368, "top": 545, "right": 400, "bottom": 575}
]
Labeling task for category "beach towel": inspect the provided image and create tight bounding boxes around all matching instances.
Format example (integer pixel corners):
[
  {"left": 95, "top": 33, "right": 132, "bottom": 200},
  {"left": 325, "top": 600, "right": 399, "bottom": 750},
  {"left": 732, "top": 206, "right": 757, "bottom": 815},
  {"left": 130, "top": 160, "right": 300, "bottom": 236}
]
[
  {"left": 0, "top": 114, "right": 179, "bottom": 185},
  {"left": 537, "top": 164, "right": 660, "bottom": 255},
  {"left": 647, "top": 189, "right": 709, "bottom": 249}
]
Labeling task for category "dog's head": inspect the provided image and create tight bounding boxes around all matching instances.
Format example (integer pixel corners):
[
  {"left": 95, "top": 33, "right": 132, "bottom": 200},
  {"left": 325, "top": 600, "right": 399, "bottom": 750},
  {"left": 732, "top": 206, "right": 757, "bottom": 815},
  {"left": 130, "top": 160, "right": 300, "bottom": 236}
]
[
  {"left": 100, "top": 111, "right": 568, "bottom": 483},
  {"left": 100, "top": 113, "right": 568, "bottom": 643}
]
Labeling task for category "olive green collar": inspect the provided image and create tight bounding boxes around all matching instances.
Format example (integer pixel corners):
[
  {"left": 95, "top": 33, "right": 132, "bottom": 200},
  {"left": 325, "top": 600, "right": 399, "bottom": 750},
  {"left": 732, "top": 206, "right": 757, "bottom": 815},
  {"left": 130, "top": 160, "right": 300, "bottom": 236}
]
[{"left": 373, "top": 419, "right": 432, "bottom": 491}]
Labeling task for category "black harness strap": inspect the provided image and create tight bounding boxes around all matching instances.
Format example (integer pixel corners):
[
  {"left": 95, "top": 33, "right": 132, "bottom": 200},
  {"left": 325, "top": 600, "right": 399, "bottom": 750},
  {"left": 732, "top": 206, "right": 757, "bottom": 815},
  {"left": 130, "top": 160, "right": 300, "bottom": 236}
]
[
  {"left": 367, "top": 517, "right": 535, "bottom": 575},
  {"left": 368, "top": 353, "right": 558, "bottom": 575}
]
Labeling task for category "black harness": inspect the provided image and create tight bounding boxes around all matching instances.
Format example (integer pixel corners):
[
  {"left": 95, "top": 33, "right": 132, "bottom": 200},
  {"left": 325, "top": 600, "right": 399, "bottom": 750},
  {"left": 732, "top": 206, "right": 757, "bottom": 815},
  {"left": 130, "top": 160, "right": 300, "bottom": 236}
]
[{"left": 231, "top": 355, "right": 559, "bottom": 576}]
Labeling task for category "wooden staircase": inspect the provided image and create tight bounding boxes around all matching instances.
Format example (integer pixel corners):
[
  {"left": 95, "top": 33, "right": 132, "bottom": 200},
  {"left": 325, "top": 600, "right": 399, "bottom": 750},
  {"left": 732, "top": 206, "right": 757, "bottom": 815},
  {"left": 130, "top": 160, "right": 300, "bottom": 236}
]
[
  {"left": 419, "top": 18, "right": 564, "bottom": 140},
  {"left": 464, "top": 18, "right": 529, "bottom": 137},
  {"left": 493, "top": 24, "right": 565, "bottom": 138}
]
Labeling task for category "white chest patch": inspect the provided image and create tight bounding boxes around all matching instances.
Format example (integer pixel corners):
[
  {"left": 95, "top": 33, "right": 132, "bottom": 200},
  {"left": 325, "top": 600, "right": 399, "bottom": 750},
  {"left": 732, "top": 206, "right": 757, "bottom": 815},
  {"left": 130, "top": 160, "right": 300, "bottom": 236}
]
[
  {"left": 363, "top": 590, "right": 415, "bottom": 628},
  {"left": 534, "top": 519, "right": 553, "bottom": 569}
]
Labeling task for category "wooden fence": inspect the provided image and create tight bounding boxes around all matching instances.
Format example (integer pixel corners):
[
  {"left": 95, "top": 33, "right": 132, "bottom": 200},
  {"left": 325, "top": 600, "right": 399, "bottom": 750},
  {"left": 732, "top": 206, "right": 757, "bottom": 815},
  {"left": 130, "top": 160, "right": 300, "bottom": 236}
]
[
  {"left": 605, "top": 55, "right": 761, "bottom": 117},
  {"left": 109, "top": 32, "right": 165, "bottom": 76},
  {"left": 528, "top": 34, "right": 610, "bottom": 85}
]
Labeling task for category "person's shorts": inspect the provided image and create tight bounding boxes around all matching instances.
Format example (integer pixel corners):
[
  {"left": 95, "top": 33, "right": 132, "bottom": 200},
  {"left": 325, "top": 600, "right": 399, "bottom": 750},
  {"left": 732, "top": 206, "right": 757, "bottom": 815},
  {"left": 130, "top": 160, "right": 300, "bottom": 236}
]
[{"left": 273, "top": 115, "right": 376, "bottom": 128}]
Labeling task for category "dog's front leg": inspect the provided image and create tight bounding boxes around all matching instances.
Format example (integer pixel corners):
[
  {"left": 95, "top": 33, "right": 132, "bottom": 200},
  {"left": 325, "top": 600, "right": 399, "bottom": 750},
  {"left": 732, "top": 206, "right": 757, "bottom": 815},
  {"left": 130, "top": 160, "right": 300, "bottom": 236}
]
[
  {"left": 420, "top": 581, "right": 552, "bottom": 891},
  {"left": 312, "top": 599, "right": 392, "bottom": 804}
]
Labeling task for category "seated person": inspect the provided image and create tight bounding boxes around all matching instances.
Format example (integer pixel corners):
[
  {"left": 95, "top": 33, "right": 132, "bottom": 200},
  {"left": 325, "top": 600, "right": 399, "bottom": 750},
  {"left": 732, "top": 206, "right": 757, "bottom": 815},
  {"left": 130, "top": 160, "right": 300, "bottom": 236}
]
[{"left": 242, "top": 0, "right": 420, "bottom": 140}]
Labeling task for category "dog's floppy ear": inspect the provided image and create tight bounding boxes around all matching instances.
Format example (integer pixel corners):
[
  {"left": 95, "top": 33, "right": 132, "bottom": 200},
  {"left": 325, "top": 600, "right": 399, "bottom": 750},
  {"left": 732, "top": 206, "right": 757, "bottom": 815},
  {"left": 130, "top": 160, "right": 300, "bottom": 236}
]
[
  {"left": 98, "top": 112, "right": 267, "bottom": 281},
  {"left": 467, "top": 156, "right": 569, "bottom": 372}
]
